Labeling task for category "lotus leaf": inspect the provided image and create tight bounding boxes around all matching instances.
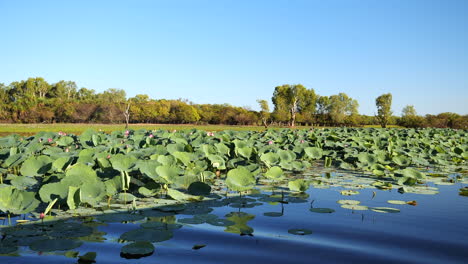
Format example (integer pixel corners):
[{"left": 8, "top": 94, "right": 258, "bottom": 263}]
[
  {"left": 288, "top": 179, "right": 309, "bottom": 192},
  {"left": 120, "top": 228, "right": 173, "bottom": 242},
  {"left": 30, "top": 239, "right": 83, "bottom": 252},
  {"left": 121, "top": 241, "right": 154, "bottom": 259},
  {"left": 264, "top": 166, "right": 284, "bottom": 180},
  {"left": 226, "top": 167, "right": 256, "bottom": 192},
  {"left": 188, "top": 181, "right": 211, "bottom": 196},
  {"left": 110, "top": 154, "right": 137, "bottom": 171},
  {"left": 20, "top": 155, "right": 52, "bottom": 177},
  {"left": 288, "top": 228, "right": 312, "bottom": 235},
  {"left": 304, "top": 147, "right": 323, "bottom": 160}
]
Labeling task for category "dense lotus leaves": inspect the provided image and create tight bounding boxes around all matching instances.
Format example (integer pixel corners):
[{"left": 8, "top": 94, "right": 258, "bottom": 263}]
[
  {"left": 304, "top": 147, "right": 323, "bottom": 159},
  {"left": 52, "top": 156, "right": 74, "bottom": 172},
  {"left": 39, "top": 182, "right": 68, "bottom": 203},
  {"left": 56, "top": 136, "right": 75, "bottom": 147},
  {"left": 207, "top": 154, "right": 226, "bottom": 170},
  {"left": 167, "top": 188, "right": 203, "bottom": 202},
  {"left": 155, "top": 165, "right": 180, "bottom": 184},
  {"left": 81, "top": 181, "right": 106, "bottom": 206},
  {"left": 264, "top": 166, "right": 284, "bottom": 181},
  {"left": 393, "top": 155, "right": 411, "bottom": 166},
  {"left": 110, "top": 154, "right": 138, "bottom": 171},
  {"left": 67, "top": 186, "right": 81, "bottom": 210},
  {"left": 260, "top": 152, "right": 280, "bottom": 167},
  {"left": 288, "top": 179, "right": 309, "bottom": 193},
  {"left": 63, "top": 163, "right": 98, "bottom": 185},
  {"left": 120, "top": 228, "right": 173, "bottom": 242},
  {"left": 224, "top": 211, "right": 255, "bottom": 235},
  {"left": 20, "top": 155, "right": 53, "bottom": 176},
  {"left": 226, "top": 167, "right": 256, "bottom": 192},
  {"left": 357, "top": 153, "right": 377, "bottom": 167},
  {"left": 172, "top": 151, "right": 194, "bottom": 166},
  {"left": 0, "top": 185, "right": 40, "bottom": 214},
  {"left": 188, "top": 181, "right": 211, "bottom": 196},
  {"left": 10, "top": 176, "right": 38, "bottom": 190},
  {"left": 121, "top": 241, "right": 155, "bottom": 259},
  {"left": 157, "top": 155, "right": 176, "bottom": 166},
  {"left": 137, "top": 160, "right": 160, "bottom": 180}
]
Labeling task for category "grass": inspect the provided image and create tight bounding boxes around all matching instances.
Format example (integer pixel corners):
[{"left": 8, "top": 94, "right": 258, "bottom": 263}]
[
  {"left": 0, "top": 123, "right": 402, "bottom": 136},
  {"left": 0, "top": 123, "right": 308, "bottom": 136}
]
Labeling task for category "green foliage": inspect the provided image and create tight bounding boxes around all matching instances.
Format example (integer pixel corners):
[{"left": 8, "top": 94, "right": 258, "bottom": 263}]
[{"left": 376, "top": 93, "right": 393, "bottom": 128}]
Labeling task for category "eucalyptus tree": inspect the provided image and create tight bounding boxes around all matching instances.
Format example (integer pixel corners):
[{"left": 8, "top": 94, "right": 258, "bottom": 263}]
[
  {"left": 257, "top": 99, "right": 270, "bottom": 128},
  {"left": 271, "top": 84, "right": 315, "bottom": 127},
  {"left": 376, "top": 93, "right": 393, "bottom": 128}
]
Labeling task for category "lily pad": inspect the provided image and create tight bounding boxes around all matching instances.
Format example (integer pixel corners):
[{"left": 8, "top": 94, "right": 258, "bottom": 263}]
[
  {"left": 288, "top": 228, "right": 312, "bottom": 235},
  {"left": 371, "top": 207, "right": 400, "bottom": 213},
  {"left": 121, "top": 241, "right": 155, "bottom": 259},
  {"left": 309, "top": 208, "right": 335, "bottom": 213},
  {"left": 30, "top": 239, "right": 83, "bottom": 252}
]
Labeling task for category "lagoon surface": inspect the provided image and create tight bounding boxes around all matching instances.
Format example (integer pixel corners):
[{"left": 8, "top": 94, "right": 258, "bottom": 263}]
[{"left": 1, "top": 170, "right": 467, "bottom": 264}]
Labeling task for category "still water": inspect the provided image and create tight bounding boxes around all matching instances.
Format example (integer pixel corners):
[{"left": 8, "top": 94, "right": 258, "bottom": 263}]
[{"left": 1, "top": 171, "right": 467, "bottom": 264}]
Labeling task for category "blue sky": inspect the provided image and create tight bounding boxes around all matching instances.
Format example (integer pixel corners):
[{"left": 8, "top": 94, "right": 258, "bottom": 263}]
[{"left": 1, "top": 0, "right": 467, "bottom": 116}]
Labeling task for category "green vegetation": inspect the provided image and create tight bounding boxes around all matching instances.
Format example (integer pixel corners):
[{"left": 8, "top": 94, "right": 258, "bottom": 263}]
[
  {"left": 0, "top": 127, "right": 466, "bottom": 260},
  {"left": 1, "top": 77, "right": 466, "bottom": 128}
]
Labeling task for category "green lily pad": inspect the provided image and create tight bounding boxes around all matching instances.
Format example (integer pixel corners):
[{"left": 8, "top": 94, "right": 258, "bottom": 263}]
[
  {"left": 30, "top": 239, "right": 83, "bottom": 252},
  {"left": 371, "top": 207, "right": 400, "bottom": 213},
  {"left": 288, "top": 228, "right": 312, "bottom": 235},
  {"left": 120, "top": 228, "right": 173, "bottom": 242},
  {"left": 309, "top": 208, "right": 335, "bottom": 213},
  {"left": 226, "top": 167, "right": 256, "bottom": 192},
  {"left": 96, "top": 213, "right": 145, "bottom": 223},
  {"left": 288, "top": 179, "right": 309, "bottom": 192},
  {"left": 340, "top": 190, "right": 360, "bottom": 196},
  {"left": 387, "top": 200, "right": 407, "bottom": 205},
  {"left": 341, "top": 204, "right": 369, "bottom": 210},
  {"left": 121, "top": 241, "right": 155, "bottom": 259}
]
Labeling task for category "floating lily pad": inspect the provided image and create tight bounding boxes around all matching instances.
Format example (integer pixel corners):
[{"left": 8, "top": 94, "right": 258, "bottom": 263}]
[
  {"left": 96, "top": 213, "right": 145, "bottom": 223},
  {"left": 340, "top": 190, "right": 360, "bottom": 196},
  {"left": 310, "top": 208, "right": 335, "bottom": 213},
  {"left": 192, "top": 244, "right": 206, "bottom": 250},
  {"left": 121, "top": 241, "right": 154, "bottom": 259},
  {"left": 387, "top": 200, "right": 407, "bottom": 205},
  {"left": 120, "top": 228, "right": 173, "bottom": 242},
  {"left": 288, "top": 228, "right": 312, "bottom": 235},
  {"left": 341, "top": 204, "right": 368, "bottom": 210},
  {"left": 371, "top": 207, "right": 400, "bottom": 213},
  {"left": 30, "top": 239, "right": 83, "bottom": 252}
]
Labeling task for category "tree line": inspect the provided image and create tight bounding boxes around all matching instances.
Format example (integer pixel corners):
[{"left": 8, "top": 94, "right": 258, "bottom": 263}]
[{"left": 0, "top": 78, "right": 466, "bottom": 128}]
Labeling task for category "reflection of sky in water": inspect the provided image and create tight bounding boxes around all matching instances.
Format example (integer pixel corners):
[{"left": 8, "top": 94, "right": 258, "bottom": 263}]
[{"left": 1, "top": 171, "right": 467, "bottom": 264}]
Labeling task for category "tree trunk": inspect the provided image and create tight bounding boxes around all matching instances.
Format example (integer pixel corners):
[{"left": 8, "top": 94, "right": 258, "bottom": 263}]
[{"left": 124, "top": 102, "right": 131, "bottom": 129}]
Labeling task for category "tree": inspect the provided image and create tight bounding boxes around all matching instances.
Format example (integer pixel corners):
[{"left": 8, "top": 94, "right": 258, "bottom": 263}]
[
  {"left": 399, "top": 105, "right": 425, "bottom": 128},
  {"left": 375, "top": 93, "right": 392, "bottom": 128},
  {"left": 257, "top": 99, "right": 270, "bottom": 128},
  {"left": 272, "top": 84, "right": 315, "bottom": 127},
  {"left": 402, "top": 105, "right": 416, "bottom": 117}
]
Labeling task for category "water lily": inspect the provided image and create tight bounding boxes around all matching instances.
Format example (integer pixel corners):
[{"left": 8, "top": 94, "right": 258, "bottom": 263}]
[
  {"left": 300, "top": 140, "right": 305, "bottom": 143},
  {"left": 65, "top": 148, "right": 69, "bottom": 152},
  {"left": 47, "top": 138, "right": 53, "bottom": 143},
  {"left": 268, "top": 140, "right": 273, "bottom": 145},
  {"left": 172, "top": 129, "right": 177, "bottom": 133},
  {"left": 125, "top": 130, "right": 130, "bottom": 136},
  {"left": 40, "top": 212, "right": 45, "bottom": 219},
  {"left": 207, "top": 132, "right": 215, "bottom": 136},
  {"left": 149, "top": 134, "right": 154, "bottom": 138},
  {"left": 107, "top": 155, "right": 111, "bottom": 159}
]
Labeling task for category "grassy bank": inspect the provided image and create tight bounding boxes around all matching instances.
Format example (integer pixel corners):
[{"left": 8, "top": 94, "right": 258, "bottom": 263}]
[
  {"left": 0, "top": 123, "right": 403, "bottom": 136},
  {"left": 0, "top": 123, "right": 304, "bottom": 136}
]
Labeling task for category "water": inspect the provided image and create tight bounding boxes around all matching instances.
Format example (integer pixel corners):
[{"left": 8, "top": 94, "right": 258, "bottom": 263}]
[{"left": 1, "top": 173, "right": 467, "bottom": 264}]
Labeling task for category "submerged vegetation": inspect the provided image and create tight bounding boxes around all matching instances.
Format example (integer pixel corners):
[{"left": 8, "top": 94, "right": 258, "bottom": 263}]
[{"left": 0, "top": 127, "right": 466, "bottom": 260}]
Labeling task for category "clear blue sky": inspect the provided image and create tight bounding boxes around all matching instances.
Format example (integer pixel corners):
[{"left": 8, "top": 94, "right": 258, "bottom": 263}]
[{"left": 1, "top": 0, "right": 467, "bottom": 116}]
